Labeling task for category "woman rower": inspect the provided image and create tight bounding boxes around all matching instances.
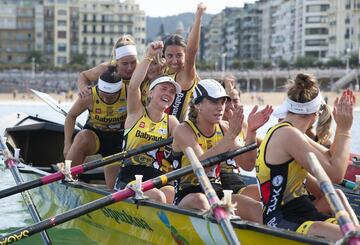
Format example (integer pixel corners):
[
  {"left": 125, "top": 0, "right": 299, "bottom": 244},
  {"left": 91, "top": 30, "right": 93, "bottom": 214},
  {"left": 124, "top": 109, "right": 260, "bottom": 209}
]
[
  {"left": 114, "top": 41, "right": 181, "bottom": 204},
  {"left": 64, "top": 66, "right": 126, "bottom": 188},
  {"left": 172, "top": 79, "right": 272, "bottom": 222},
  {"left": 163, "top": 3, "right": 206, "bottom": 121},
  {"left": 256, "top": 73, "right": 356, "bottom": 242}
]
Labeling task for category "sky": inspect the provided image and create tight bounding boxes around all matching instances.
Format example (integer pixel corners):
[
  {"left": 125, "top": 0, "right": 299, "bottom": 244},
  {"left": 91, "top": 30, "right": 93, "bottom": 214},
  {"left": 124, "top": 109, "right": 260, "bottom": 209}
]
[{"left": 134, "top": 0, "right": 256, "bottom": 17}]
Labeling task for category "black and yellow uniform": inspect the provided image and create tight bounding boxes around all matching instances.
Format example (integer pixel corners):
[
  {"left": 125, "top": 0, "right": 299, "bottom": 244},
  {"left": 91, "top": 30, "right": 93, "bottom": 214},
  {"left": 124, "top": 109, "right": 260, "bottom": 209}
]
[
  {"left": 256, "top": 122, "right": 335, "bottom": 234},
  {"left": 164, "top": 72, "right": 199, "bottom": 122},
  {"left": 140, "top": 80, "right": 150, "bottom": 106},
  {"left": 83, "top": 86, "right": 127, "bottom": 157},
  {"left": 220, "top": 131, "right": 246, "bottom": 194},
  {"left": 114, "top": 109, "right": 173, "bottom": 190},
  {"left": 173, "top": 120, "right": 225, "bottom": 205}
]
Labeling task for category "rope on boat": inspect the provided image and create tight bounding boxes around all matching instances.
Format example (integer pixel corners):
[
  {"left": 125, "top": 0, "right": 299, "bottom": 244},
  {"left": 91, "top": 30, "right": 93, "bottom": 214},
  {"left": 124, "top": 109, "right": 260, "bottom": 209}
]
[
  {"left": 57, "top": 161, "right": 77, "bottom": 182},
  {"left": 201, "top": 199, "right": 238, "bottom": 220},
  {"left": 335, "top": 230, "right": 360, "bottom": 245}
]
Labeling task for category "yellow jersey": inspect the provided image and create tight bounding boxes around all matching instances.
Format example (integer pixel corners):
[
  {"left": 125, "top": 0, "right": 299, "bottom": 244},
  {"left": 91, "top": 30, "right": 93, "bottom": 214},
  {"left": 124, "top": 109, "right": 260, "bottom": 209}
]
[{"left": 85, "top": 86, "right": 127, "bottom": 131}]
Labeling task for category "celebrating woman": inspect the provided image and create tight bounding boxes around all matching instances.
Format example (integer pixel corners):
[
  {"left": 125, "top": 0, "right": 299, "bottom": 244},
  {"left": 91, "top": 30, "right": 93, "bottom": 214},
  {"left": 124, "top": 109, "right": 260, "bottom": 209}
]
[
  {"left": 256, "top": 73, "right": 355, "bottom": 242},
  {"left": 114, "top": 41, "right": 181, "bottom": 204},
  {"left": 172, "top": 79, "right": 272, "bottom": 222}
]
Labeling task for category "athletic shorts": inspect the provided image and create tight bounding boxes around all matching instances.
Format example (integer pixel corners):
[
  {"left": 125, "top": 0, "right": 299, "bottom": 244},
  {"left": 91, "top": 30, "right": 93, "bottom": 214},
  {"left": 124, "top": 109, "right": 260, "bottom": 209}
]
[
  {"left": 174, "top": 183, "right": 223, "bottom": 205},
  {"left": 220, "top": 172, "right": 246, "bottom": 194},
  {"left": 84, "top": 125, "right": 124, "bottom": 157},
  {"left": 114, "top": 165, "right": 165, "bottom": 191},
  {"left": 265, "top": 195, "right": 336, "bottom": 234}
]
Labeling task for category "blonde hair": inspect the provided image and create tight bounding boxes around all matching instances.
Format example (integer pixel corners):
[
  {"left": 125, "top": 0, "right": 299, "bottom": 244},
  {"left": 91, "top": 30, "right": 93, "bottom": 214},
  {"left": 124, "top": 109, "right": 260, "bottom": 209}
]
[
  {"left": 287, "top": 73, "right": 319, "bottom": 104},
  {"left": 110, "top": 35, "right": 136, "bottom": 64},
  {"left": 316, "top": 104, "right": 333, "bottom": 145}
]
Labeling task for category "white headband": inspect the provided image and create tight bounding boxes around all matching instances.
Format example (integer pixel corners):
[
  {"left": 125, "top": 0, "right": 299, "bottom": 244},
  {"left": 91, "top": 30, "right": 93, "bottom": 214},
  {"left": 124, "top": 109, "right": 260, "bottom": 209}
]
[
  {"left": 98, "top": 78, "right": 122, "bottom": 93},
  {"left": 285, "top": 91, "right": 323, "bottom": 114},
  {"left": 115, "top": 45, "right": 137, "bottom": 60}
]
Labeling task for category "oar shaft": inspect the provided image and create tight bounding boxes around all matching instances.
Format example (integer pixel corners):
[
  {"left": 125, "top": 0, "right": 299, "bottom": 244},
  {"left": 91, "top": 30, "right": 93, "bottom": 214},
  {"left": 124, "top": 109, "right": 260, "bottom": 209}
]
[
  {"left": 0, "top": 138, "right": 173, "bottom": 199},
  {"left": 0, "top": 139, "right": 52, "bottom": 245},
  {"left": 185, "top": 147, "right": 240, "bottom": 245},
  {"left": 0, "top": 143, "right": 257, "bottom": 244}
]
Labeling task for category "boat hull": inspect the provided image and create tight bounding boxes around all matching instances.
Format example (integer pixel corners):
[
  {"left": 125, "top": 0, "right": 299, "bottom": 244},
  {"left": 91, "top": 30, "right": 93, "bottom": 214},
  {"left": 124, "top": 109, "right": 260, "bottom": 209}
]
[{"left": 20, "top": 166, "right": 327, "bottom": 245}]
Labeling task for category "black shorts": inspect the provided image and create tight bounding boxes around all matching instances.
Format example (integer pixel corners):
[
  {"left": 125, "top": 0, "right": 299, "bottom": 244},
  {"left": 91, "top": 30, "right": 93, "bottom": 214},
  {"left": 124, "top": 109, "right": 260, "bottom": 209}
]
[
  {"left": 266, "top": 195, "right": 334, "bottom": 232},
  {"left": 84, "top": 125, "right": 124, "bottom": 157},
  {"left": 174, "top": 183, "right": 223, "bottom": 205},
  {"left": 220, "top": 172, "right": 246, "bottom": 194},
  {"left": 114, "top": 165, "right": 164, "bottom": 190}
]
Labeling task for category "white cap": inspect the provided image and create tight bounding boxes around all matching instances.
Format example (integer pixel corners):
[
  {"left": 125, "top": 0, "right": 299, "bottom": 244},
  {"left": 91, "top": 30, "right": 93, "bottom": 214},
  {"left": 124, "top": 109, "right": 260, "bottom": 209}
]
[
  {"left": 193, "top": 79, "right": 231, "bottom": 104},
  {"left": 149, "top": 76, "right": 182, "bottom": 94}
]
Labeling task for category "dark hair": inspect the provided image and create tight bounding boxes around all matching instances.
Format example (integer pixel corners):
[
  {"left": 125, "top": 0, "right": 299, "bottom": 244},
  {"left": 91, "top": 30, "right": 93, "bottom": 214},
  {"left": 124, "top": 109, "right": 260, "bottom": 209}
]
[
  {"left": 188, "top": 100, "right": 198, "bottom": 123},
  {"left": 100, "top": 66, "right": 121, "bottom": 83},
  {"left": 163, "top": 34, "right": 186, "bottom": 54},
  {"left": 287, "top": 73, "right": 319, "bottom": 103}
]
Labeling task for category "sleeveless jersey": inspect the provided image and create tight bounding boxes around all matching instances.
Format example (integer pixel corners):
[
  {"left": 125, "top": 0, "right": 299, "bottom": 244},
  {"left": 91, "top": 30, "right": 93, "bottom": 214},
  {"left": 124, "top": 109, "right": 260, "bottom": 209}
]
[
  {"left": 122, "top": 109, "right": 173, "bottom": 173},
  {"left": 256, "top": 122, "right": 308, "bottom": 225},
  {"left": 165, "top": 72, "right": 199, "bottom": 122},
  {"left": 173, "top": 120, "right": 224, "bottom": 191},
  {"left": 85, "top": 86, "right": 127, "bottom": 131},
  {"left": 140, "top": 79, "right": 150, "bottom": 106}
]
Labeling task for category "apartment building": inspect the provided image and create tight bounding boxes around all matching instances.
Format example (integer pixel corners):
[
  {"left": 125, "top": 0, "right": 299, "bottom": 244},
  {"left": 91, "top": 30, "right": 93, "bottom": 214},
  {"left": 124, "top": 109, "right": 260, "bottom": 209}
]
[
  {"left": 0, "top": 0, "right": 146, "bottom": 67},
  {"left": 328, "top": 0, "right": 360, "bottom": 59},
  {"left": 203, "top": 13, "right": 223, "bottom": 69}
]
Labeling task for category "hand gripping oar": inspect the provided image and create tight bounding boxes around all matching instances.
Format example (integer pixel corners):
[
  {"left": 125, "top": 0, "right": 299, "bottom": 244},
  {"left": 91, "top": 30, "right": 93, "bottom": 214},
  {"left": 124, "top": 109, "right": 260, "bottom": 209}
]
[
  {"left": 0, "top": 138, "right": 173, "bottom": 199},
  {"left": 307, "top": 152, "right": 360, "bottom": 245},
  {"left": 184, "top": 147, "right": 240, "bottom": 245},
  {"left": 0, "top": 143, "right": 257, "bottom": 244},
  {"left": 30, "top": 89, "right": 83, "bottom": 129},
  {"left": 0, "top": 137, "right": 52, "bottom": 245}
]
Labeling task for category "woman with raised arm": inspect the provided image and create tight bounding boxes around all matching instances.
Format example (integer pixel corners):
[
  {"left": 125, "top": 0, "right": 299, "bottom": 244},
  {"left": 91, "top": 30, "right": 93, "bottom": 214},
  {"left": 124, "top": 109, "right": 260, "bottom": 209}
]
[
  {"left": 256, "top": 73, "right": 356, "bottom": 242},
  {"left": 77, "top": 35, "right": 137, "bottom": 97},
  {"left": 64, "top": 66, "right": 126, "bottom": 188},
  {"left": 162, "top": 3, "right": 206, "bottom": 121},
  {"left": 114, "top": 41, "right": 181, "bottom": 204},
  {"left": 172, "top": 79, "right": 272, "bottom": 223}
]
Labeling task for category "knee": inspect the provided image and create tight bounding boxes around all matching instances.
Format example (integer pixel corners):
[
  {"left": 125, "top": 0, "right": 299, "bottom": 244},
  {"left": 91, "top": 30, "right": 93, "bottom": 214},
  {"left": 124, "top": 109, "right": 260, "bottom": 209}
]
[
  {"left": 184, "top": 193, "right": 209, "bottom": 210},
  {"left": 147, "top": 189, "right": 167, "bottom": 203}
]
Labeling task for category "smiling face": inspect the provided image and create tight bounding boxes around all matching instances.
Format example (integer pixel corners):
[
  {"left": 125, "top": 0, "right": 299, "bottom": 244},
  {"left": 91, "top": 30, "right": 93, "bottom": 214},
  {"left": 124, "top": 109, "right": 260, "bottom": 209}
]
[
  {"left": 197, "top": 97, "right": 227, "bottom": 124},
  {"left": 148, "top": 82, "right": 177, "bottom": 109},
  {"left": 147, "top": 59, "right": 164, "bottom": 80},
  {"left": 164, "top": 45, "right": 185, "bottom": 73},
  {"left": 116, "top": 55, "right": 137, "bottom": 80}
]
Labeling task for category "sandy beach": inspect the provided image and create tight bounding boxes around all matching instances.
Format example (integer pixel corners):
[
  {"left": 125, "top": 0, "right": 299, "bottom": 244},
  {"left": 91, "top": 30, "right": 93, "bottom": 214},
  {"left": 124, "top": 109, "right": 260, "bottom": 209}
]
[{"left": 0, "top": 91, "right": 358, "bottom": 107}]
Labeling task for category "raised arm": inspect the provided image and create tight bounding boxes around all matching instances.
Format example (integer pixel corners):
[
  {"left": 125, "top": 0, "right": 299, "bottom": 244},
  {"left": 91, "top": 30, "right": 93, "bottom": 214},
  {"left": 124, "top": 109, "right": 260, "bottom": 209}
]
[
  {"left": 63, "top": 95, "right": 91, "bottom": 158},
  {"left": 125, "top": 41, "right": 164, "bottom": 127},
  {"left": 77, "top": 62, "right": 109, "bottom": 97},
  {"left": 181, "top": 3, "right": 206, "bottom": 89}
]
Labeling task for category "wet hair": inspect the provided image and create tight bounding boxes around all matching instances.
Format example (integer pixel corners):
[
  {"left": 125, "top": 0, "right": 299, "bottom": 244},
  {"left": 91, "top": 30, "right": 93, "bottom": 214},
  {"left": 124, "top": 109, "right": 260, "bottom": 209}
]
[
  {"left": 163, "top": 34, "right": 187, "bottom": 54},
  {"left": 287, "top": 73, "right": 319, "bottom": 103},
  {"left": 316, "top": 103, "right": 333, "bottom": 146},
  {"left": 110, "top": 35, "right": 136, "bottom": 64},
  {"left": 188, "top": 100, "right": 198, "bottom": 123},
  {"left": 99, "top": 66, "right": 121, "bottom": 83}
]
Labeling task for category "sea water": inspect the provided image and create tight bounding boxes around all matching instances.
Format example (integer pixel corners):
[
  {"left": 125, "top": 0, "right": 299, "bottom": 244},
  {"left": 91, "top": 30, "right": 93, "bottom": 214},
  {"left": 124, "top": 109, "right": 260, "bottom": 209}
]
[{"left": 0, "top": 103, "right": 359, "bottom": 244}]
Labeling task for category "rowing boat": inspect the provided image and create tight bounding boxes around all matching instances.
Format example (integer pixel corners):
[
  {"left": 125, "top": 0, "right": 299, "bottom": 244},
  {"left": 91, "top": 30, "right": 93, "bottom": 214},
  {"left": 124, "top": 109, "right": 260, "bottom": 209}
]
[{"left": 1, "top": 112, "right": 356, "bottom": 244}]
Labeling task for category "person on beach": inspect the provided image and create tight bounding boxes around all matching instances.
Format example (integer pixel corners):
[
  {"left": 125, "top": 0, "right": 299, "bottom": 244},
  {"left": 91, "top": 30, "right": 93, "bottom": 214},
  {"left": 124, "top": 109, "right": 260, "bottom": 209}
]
[
  {"left": 256, "top": 73, "right": 356, "bottom": 242},
  {"left": 172, "top": 79, "right": 272, "bottom": 223},
  {"left": 77, "top": 35, "right": 137, "bottom": 98},
  {"left": 162, "top": 3, "right": 206, "bottom": 122},
  {"left": 64, "top": 66, "right": 126, "bottom": 188},
  {"left": 114, "top": 41, "right": 181, "bottom": 204}
]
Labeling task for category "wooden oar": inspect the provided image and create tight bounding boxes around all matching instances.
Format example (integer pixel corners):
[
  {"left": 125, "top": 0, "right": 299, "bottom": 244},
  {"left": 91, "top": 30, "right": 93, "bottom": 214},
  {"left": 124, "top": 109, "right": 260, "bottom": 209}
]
[
  {"left": 0, "top": 137, "right": 52, "bottom": 245},
  {"left": 30, "top": 89, "right": 83, "bottom": 129},
  {"left": 184, "top": 147, "right": 240, "bottom": 245},
  {"left": 0, "top": 137, "right": 173, "bottom": 199},
  {"left": 0, "top": 143, "right": 257, "bottom": 244},
  {"left": 307, "top": 152, "right": 360, "bottom": 244}
]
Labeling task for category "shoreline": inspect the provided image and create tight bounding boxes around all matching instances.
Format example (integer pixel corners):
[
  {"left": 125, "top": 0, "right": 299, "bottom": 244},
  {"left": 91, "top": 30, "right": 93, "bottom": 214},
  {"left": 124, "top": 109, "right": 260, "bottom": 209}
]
[{"left": 0, "top": 91, "right": 359, "bottom": 107}]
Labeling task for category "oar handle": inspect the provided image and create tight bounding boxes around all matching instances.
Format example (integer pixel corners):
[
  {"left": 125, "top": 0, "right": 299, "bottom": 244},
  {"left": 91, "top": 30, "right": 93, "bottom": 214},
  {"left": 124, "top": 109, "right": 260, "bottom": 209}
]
[{"left": 307, "top": 152, "right": 358, "bottom": 239}]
